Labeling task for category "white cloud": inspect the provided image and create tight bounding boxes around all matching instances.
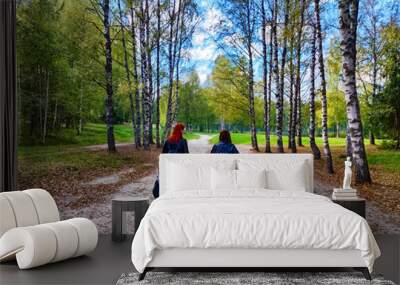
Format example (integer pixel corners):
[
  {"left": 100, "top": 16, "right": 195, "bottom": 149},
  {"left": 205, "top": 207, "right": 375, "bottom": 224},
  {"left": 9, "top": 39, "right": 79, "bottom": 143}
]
[
  {"left": 190, "top": 42, "right": 218, "bottom": 61},
  {"left": 203, "top": 7, "right": 223, "bottom": 31},
  {"left": 195, "top": 64, "right": 211, "bottom": 84},
  {"left": 193, "top": 32, "right": 207, "bottom": 46}
]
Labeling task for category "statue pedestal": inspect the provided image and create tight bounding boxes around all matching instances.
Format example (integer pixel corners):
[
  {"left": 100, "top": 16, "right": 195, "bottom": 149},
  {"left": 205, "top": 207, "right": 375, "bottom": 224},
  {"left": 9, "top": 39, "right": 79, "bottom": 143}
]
[
  {"left": 332, "top": 188, "right": 358, "bottom": 200},
  {"left": 332, "top": 198, "right": 366, "bottom": 218}
]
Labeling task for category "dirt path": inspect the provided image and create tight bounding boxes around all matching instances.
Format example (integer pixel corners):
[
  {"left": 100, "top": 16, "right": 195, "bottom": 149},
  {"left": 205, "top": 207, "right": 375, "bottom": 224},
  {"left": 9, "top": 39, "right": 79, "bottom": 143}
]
[
  {"left": 61, "top": 137, "right": 399, "bottom": 235},
  {"left": 188, "top": 134, "right": 212, "bottom": 153},
  {"left": 60, "top": 135, "right": 213, "bottom": 234},
  {"left": 82, "top": 142, "right": 134, "bottom": 151}
]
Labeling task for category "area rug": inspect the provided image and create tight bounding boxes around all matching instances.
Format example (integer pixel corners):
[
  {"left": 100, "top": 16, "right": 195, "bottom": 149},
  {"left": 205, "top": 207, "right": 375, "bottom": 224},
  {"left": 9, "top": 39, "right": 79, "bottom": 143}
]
[{"left": 116, "top": 271, "right": 395, "bottom": 285}]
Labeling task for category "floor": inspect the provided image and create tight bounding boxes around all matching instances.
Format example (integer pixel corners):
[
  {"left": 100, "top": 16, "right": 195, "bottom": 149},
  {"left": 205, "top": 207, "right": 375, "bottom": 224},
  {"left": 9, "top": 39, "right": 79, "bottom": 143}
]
[
  {"left": 1, "top": 234, "right": 399, "bottom": 285},
  {"left": 0, "top": 235, "right": 133, "bottom": 285}
]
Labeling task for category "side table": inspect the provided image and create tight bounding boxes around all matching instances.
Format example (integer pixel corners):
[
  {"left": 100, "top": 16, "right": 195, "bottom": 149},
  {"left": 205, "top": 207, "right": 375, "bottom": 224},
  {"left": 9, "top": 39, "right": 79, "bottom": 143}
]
[
  {"left": 332, "top": 197, "right": 366, "bottom": 218},
  {"left": 112, "top": 197, "right": 149, "bottom": 242}
]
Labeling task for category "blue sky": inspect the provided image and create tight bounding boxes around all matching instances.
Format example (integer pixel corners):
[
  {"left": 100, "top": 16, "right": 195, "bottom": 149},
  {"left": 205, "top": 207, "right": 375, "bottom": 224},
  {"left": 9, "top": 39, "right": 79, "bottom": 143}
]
[
  {"left": 186, "top": 0, "right": 399, "bottom": 85},
  {"left": 187, "top": 0, "right": 221, "bottom": 84}
]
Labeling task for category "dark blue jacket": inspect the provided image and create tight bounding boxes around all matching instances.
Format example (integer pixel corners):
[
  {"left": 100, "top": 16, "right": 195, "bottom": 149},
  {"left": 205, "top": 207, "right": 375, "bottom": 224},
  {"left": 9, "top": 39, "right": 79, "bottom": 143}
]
[
  {"left": 211, "top": 142, "right": 239, "bottom": 154},
  {"left": 162, "top": 138, "right": 189, "bottom": 154}
]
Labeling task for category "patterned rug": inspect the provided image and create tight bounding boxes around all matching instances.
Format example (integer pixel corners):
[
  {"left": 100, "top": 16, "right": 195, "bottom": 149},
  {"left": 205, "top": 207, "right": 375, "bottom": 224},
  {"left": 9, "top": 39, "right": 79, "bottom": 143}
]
[{"left": 116, "top": 271, "right": 396, "bottom": 285}]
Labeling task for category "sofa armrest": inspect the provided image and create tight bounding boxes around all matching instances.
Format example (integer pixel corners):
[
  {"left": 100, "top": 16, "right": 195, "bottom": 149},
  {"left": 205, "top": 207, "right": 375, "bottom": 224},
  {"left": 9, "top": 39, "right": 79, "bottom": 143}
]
[{"left": 0, "top": 218, "right": 98, "bottom": 269}]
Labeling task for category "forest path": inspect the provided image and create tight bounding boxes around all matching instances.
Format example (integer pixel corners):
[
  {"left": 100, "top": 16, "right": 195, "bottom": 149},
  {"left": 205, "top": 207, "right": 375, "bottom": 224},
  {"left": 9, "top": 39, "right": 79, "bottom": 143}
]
[
  {"left": 188, "top": 134, "right": 212, "bottom": 153},
  {"left": 60, "top": 134, "right": 215, "bottom": 233}
]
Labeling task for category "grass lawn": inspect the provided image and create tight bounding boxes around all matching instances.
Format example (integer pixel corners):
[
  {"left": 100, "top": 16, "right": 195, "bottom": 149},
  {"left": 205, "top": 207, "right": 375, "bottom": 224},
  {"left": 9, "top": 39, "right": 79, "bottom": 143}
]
[
  {"left": 208, "top": 132, "right": 400, "bottom": 173},
  {"left": 208, "top": 132, "right": 381, "bottom": 146},
  {"left": 366, "top": 148, "right": 400, "bottom": 172},
  {"left": 19, "top": 123, "right": 199, "bottom": 157}
]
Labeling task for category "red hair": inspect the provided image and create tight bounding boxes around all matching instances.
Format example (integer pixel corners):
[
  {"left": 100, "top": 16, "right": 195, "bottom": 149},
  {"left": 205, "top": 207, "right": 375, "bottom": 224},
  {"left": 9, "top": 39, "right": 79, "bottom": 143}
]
[{"left": 168, "top": 123, "right": 185, "bottom": 143}]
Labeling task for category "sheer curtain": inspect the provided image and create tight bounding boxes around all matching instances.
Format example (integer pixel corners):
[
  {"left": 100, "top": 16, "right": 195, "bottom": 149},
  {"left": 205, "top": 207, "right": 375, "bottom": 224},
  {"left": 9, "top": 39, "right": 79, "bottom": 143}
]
[{"left": 0, "top": 0, "right": 17, "bottom": 192}]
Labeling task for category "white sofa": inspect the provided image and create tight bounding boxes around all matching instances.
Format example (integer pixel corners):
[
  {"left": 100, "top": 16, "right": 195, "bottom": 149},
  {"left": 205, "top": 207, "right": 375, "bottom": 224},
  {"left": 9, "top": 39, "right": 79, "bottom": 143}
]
[{"left": 0, "top": 189, "right": 98, "bottom": 269}]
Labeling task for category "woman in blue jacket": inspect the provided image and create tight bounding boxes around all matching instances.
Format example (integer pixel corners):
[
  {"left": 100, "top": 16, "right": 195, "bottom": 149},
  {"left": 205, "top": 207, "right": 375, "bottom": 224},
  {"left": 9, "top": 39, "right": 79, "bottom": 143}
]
[{"left": 211, "top": 130, "right": 239, "bottom": 154}]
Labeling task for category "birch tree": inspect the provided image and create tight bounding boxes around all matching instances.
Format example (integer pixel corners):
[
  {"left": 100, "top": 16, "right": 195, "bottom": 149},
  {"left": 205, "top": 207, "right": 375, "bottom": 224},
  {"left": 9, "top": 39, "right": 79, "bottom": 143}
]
[
  {"left": 155, "top": 0, "right": 161, "bottom": 147},
  {"left": 272, "top": 0, "right": 283, "bottom": 152},
  {"left": 245, "top": 0, "right": 259, "bottom": 151},
  {"left": 145, "top": 0, "right": 154, "bottom": 145},
  {"left": 138, "top": 0, "right": 151, "bottom": 150},
  {"left": 129, "top": 0, "right": 142, "bottom": 148},
  {"left": 164, "top": 0, "right": 180, "bottom": 141},
  {"left": 266, "top": 3, "right": 274, "bottom": 153},
  {"left": 316, "top": 0, "right": 333, "bottom": 173},
  {"left": 261, "top": 0, "right": 271, "bottom": 153},
  {"left": 288, "top": 32, "right": 295, "bottom": 150},
  {"left": 277, "top": 0, "right": 290, "bottom": 152},
  {"left": 295, "top": 0, "right": 305, "bottom": 148},
  {"left": 290, "top": 0, "right": 305, "bottom": 153},
  {"left": 117, "top": 0, "right": 136, "bottom": 147},
  {"left": 93, "top": 0, "right": 116, "bottom": 152},
  {"left": 339, "top": 0, "right": 371, "bottom": 182},
  {"left": 309, "top": 16, "right": 321, "bottom": 159}
]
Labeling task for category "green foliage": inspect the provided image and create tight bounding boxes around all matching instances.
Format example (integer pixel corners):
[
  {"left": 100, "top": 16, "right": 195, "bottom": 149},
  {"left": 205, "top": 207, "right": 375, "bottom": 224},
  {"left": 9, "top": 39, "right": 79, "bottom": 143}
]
[
  {"left": 371, "top": 22, "right": 400, "bottom": 148},
  {"left": 177, "top": 72, "right": 216, "bottom": 132},
  {"left": 209, "top": 55, "right": 250, "bottom": 129},
  {"left": 325, "top": 38, "right": 346, "bottom": 137},
  {"left": 17, "top": 0, "right": 126, "bottom": 145}
]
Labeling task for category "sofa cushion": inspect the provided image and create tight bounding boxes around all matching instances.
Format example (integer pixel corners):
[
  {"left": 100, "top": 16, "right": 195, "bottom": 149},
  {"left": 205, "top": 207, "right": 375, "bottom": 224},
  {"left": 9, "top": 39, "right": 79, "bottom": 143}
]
[
  {"left": 24, "top": 189, "right": 60, "bottom": 224},
  {"left": 0, "top": 196, "right": 17, "bottom": 237},
  {"left": 0, "top": 192, "right": 39, "bottom": 228}
]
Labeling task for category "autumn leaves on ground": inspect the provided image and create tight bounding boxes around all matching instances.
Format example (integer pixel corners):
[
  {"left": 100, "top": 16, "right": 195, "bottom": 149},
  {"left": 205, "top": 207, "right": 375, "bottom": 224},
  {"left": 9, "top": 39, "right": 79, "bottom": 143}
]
[
  {"left": 311, "top": 146, "right": 400, "bottom": 221},
  {"left": 17, "top": 123, "right": 162, "bottom": 209},
  {"left": 17, "top": 145, "right": 160, "bottom": 210}
]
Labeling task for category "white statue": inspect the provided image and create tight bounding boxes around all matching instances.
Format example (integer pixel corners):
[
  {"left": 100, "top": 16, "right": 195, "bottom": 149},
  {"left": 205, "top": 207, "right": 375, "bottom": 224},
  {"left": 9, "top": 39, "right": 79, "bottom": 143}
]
[{"left": 343, "top": 157, "right": 352, "bottom": 190}]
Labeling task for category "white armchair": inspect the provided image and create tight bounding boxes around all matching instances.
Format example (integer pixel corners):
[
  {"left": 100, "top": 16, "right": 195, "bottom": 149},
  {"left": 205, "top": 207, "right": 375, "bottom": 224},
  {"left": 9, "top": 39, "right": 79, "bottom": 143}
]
[{"left": 0, "top": 189, "right": 98, "bottom": 269}]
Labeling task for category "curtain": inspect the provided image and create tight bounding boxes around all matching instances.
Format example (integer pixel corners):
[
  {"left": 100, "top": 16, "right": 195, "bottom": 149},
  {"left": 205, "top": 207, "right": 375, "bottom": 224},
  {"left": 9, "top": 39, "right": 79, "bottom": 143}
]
[{"left": 0, "top": 0, "right": 17, "bottom": 192}]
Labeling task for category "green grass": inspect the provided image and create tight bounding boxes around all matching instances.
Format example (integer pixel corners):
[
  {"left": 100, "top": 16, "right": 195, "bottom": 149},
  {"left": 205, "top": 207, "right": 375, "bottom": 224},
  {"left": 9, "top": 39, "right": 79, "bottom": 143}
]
[
  {"left": 18, "top": 123, "right": 200, "bottom": 158},
  {"left": 208, "top": 132, "right": 381, "bottom": 147},
  {"left": 19, "top": 148, "right": 136, "bottom": 176},
  {"left": 184, "top": 132, "right": 200, "bottom": 140},
  {"left": 367, "top": 149, "right": 400, "bottom": 172},
  {"left": 208, "top": 132, "right": 400, "bottom": 173}
]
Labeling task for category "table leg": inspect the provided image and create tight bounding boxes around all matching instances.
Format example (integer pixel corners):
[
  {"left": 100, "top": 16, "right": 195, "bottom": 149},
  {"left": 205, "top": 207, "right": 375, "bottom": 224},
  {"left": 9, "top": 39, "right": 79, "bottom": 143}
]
[
  {"left": 112, "top": 201, "right": 123, "bottom": 242},
  {"left": 134, "top": 201, "right": 149, "bottom": 235}
]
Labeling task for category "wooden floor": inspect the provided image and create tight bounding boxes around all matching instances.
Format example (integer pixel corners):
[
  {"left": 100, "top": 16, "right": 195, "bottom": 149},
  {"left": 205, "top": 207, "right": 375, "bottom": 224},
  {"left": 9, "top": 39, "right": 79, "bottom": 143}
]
[{"left": 0, "top": 235, "right": 398, "bottom": 285}]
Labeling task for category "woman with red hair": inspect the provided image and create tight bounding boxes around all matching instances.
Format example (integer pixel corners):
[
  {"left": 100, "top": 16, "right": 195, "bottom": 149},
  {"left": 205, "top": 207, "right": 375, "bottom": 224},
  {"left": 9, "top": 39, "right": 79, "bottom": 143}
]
[{"left": 162, "top": 123, "right": 189, "bottom": 154}]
